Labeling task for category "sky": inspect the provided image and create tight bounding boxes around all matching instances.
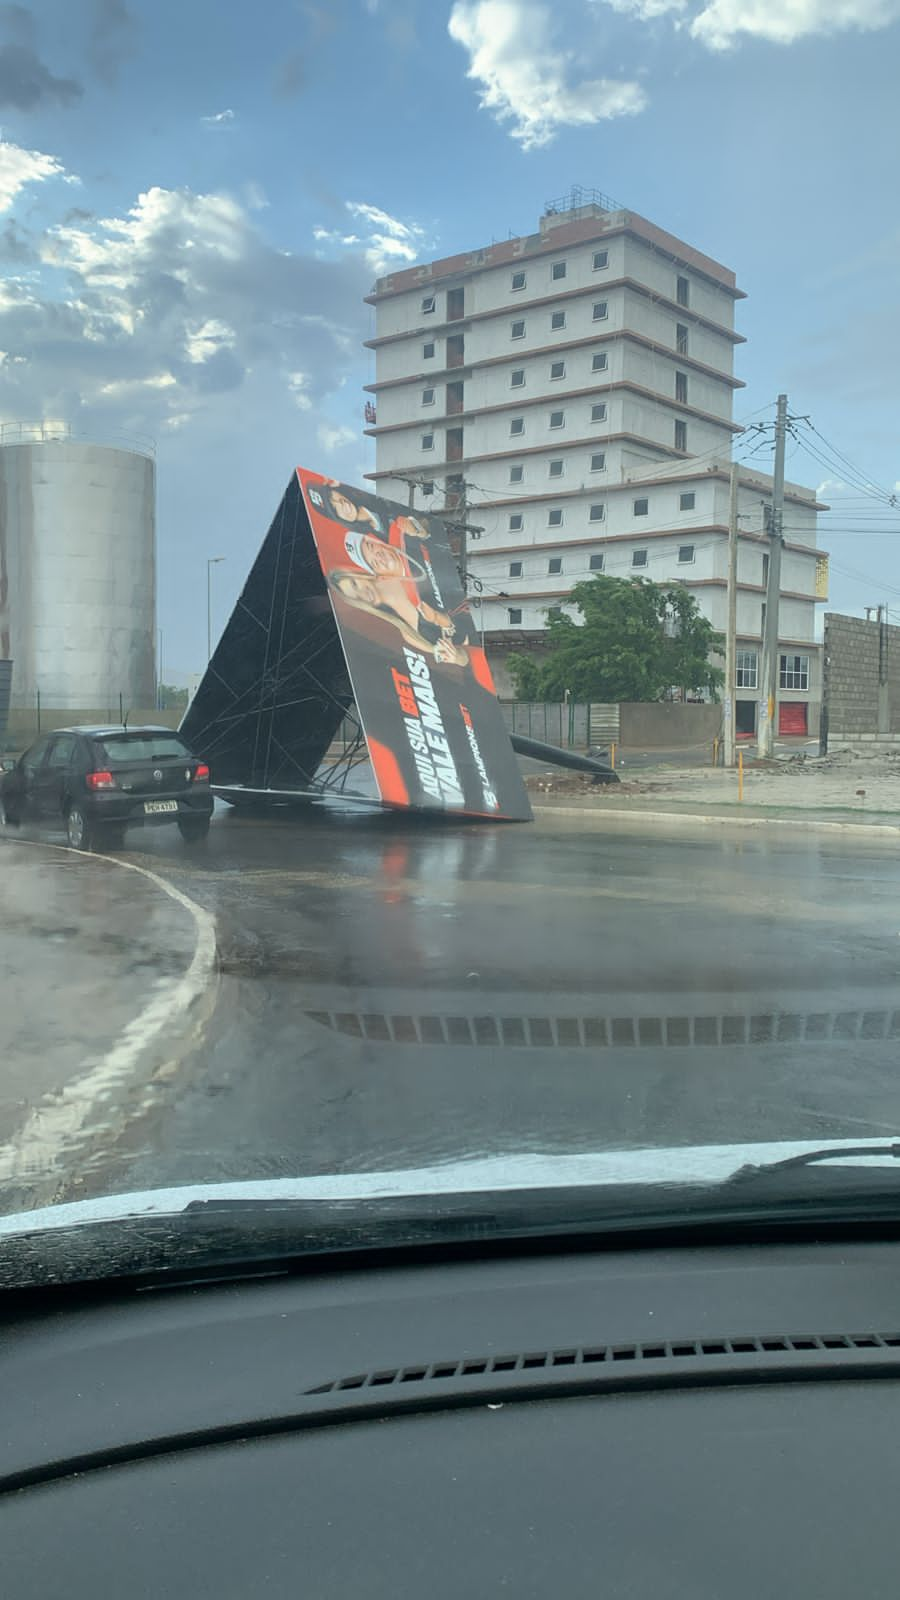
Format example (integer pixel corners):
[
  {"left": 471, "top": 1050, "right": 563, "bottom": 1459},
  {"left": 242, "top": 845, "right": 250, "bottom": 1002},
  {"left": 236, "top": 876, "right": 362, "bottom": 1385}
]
[{"left": 0, "top": 0, "right": 898, "bottom": 678}]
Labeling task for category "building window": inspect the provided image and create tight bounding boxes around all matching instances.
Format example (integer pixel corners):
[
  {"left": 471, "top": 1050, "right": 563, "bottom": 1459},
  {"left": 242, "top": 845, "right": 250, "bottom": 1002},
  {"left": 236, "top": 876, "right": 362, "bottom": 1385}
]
[
  {"left": 592, "top": 301, "right": 608, "bottom": 321},
  {"left": 509, "top": 560, "right": 523, "bottom": 577},
  {"left": 633, "top": 498, "right": 649, "bottom": 516},
  {"left": 780, "top": 653, "right": 810, "bottom": 691},
  {"left": 548, "top": 459, "right": 564, "bottom": 478},
  {"left": 508, "top": 608, "right": 522, "bottom": 624},
  {"left": 548, "top": 557, "right": 563, "bottom": 575},
  {"left": 552, "top": 261, "right": 567, "bottom": 280},
  {"left": 590, "top": 452, "right": 606, "bottom": 472},
  {"left": 421, "top": 295, "right": 436, "bottom": 314},
  {"left": 509, "top": 464, "right": 524, "bottom": 483},
  {"left": 589, "top": 503, "right": 605, "bottom": 522},
  {"left": 511, "top": 319, "right": 526, "bottom": 339},
  {"left": 423, "top": 341, "right": 435, "bottom": 359},
  {"left": 421, "top": 481, "right": 434, "bottom": 495},
  {"left": 509, "top": 513, "right": 523, "bottom": 531},
  {"left": 593, "top": 249, "right": 609, "bottom": 271},
  {"left": 589, "top": 552, "right": 604, "bottom": 571},
  {"left": 676, "top": 275, "right": 689, "bottom": 307},
  {"left": 679, "top": 491, "right": 695, "bottom": 510},
  {"left": 675, "top": 371, "right": 688, "bottom": 404},
  {"left": 675, "top": 419, "right": 687, "bottom": 452},
  {"left": 678, "top": 544, "right": 695, "bottom": 564},
  {"left": 510, "top": 368, "right": 525, "bottom": 387},
  {"left": 550, "top": 360, "right": 566, "bottom": 380},
  {"left": 549, "top": 410, "right": 564, "bottom": 429},
  {"left": 736, "top": 650, "right": 758, "bottom": 689},
  {"left": 421, "top": 388, "right": 435, "bottom": 406},
  {"left": 592, "top": 351, "right": 608, "bottom": 371},
  {"left": 511, "top": 269, "right": 526, "bottom": 291},
  {"left": 676, "top": 322, "right": 689, "bottom": 355},
  {"left": 762, "top": 552, "right": 769, "bottom": 584},
  {"left": 420, "top": 433, "right": 434, "bottom": 451},
  {"left": 551, "top": 310, "right": 566, "bottom": 330},
  {"left": 591, "top": 402, "right": 607, "bottom": 423},
  {"left": 548, "top": 508, "right": 563, "bottom": 526},
  {"left": 632, "top": 549, "right": 648, "bottom": 568},
  {"left": 509, "top": 416, "right": 525, "bottom": 435}
]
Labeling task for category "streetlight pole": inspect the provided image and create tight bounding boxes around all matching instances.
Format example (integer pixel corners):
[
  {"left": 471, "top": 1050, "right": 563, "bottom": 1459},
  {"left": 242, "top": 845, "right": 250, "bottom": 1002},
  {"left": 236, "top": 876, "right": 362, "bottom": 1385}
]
[
  {"left": 207, "top": 557, "right": 225, "bottom": 663},
  {"left": 157, "top": 628, "right": 163, "bottom": 709}
]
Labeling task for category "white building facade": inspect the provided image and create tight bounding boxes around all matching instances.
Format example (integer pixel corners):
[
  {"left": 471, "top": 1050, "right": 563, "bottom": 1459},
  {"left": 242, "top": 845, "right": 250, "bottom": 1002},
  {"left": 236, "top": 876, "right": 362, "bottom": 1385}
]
[{"left": 364, "top": 193, "right": 826, "bottom": 733}]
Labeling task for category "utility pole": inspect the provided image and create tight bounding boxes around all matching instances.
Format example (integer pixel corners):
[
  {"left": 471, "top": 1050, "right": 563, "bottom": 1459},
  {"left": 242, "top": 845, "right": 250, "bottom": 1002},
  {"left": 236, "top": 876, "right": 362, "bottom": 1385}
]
[
  {"left": 723, "top": 460, "right": 739, "bottom": 766},
  {"left": 758, "top": 393, "right": 787, "bottom": 758},
  {"left": 206, "top": 556, "right": 225, "bottom": 664}
]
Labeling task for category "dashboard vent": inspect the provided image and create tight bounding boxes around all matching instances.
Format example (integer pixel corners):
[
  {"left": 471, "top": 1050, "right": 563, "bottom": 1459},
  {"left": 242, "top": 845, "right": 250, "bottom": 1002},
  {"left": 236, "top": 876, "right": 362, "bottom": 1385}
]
[{"left": 306, "top": 1331, "right": 900, "bottom": 1395}]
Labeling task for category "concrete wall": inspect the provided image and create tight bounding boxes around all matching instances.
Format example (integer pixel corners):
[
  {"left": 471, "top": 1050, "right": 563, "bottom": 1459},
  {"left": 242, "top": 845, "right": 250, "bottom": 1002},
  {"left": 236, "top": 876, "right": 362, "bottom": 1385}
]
[
  {"left": 618, "top": 701, "right": 722, "bottom": 748},
  {"left": 823, "top": 612, "right": 900, "bottom": 745},
  {"left": 4, "top": 706, "right": 181, "bottom": 750},
  {"left": 494, "top": 697, "right": 724, "bottom": 750},
  {"left": 498, "top": 701, "right": 591, "bottom": 748}
]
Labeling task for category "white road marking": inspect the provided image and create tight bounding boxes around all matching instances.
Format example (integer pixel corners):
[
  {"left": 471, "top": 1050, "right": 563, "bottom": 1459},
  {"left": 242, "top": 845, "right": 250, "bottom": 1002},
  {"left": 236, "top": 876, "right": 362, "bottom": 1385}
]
[{"left": 0, "top": 840, "right": 217, "bottom": 1193}]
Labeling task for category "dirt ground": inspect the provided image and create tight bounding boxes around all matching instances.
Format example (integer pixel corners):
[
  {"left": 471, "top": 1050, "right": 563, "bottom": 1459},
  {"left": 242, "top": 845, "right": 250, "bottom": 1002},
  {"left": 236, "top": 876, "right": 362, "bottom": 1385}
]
[{"left": 525, "top": 745, "right": 900, "bottom": 812}]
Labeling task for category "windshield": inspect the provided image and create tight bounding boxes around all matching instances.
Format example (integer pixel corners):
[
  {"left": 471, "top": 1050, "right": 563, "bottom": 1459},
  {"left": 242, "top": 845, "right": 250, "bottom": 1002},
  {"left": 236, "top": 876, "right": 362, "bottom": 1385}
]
[
  {"left": 95, "top": 734, "right": 193, "bottom": 766},
  {"left": 0, "top": 0, "right": 897, "bottom": 1284}
]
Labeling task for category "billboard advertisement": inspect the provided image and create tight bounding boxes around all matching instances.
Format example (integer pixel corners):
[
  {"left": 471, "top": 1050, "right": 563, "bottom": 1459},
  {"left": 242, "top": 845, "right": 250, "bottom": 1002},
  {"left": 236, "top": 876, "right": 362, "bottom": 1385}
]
[{"left": 297, "top": 470, "right": 531, "bottom": 821}]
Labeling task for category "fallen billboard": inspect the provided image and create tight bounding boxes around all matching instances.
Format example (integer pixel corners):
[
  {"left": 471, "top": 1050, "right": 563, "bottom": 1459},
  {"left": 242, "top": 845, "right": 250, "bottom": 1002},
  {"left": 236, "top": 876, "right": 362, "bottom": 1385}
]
[{"left": 182, "top": 469, "right": 532, "bottom": 822}]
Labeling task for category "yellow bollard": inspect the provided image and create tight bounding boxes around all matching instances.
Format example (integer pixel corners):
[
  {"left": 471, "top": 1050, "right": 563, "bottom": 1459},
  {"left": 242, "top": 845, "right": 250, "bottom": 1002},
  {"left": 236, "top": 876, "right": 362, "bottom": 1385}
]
[
  {"left": 610, "top": 741, "right": 616, "bottom": 770},
  {"left": 712, "top": 736, "right": 719, "bottom": 768},
  {"left": 738, "top": 748, "right": 744, "bottom": 802}
]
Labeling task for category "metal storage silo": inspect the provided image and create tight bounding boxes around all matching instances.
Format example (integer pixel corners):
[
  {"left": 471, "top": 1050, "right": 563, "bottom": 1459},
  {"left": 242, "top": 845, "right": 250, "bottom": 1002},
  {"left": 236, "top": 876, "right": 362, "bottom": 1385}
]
[{"left": 0, "top": 427, "right": 156, "bottom": 712}]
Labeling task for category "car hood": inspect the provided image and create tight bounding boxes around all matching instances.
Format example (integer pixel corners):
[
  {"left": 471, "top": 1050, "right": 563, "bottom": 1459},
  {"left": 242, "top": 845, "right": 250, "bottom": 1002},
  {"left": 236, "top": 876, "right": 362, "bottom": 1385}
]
[{"left": 1, "top": 1135, "right": 899, "bottom": 1239}]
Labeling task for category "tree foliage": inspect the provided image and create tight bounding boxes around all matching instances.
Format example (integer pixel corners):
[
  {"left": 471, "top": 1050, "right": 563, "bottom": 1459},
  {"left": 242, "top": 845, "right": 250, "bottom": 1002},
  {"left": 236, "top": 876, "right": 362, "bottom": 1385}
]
[
  {"left": 158, "top": 684, "right": 189, "bottom": 711},
  {"left": 507, "top": 576, "right": 724, "bottom": 703}
]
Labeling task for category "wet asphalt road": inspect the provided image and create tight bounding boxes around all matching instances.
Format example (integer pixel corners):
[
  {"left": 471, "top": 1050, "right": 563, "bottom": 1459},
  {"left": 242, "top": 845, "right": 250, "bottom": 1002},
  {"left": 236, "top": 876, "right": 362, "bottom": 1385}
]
[{"left": 50, "top": 800, "right": 900, "bottom": 1200}]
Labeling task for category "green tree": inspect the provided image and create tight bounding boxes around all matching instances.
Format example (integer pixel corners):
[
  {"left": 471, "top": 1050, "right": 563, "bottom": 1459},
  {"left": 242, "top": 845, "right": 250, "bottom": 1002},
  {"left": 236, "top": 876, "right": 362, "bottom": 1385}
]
[
  {"left": 158, "top": 684, "right": 189, "bottom": 711},
  {"left": 507, "top": 576, "right": 723, "bottom": 703},
  {"left": 506, "top": 653, "right": 543, "bottom": 700}
]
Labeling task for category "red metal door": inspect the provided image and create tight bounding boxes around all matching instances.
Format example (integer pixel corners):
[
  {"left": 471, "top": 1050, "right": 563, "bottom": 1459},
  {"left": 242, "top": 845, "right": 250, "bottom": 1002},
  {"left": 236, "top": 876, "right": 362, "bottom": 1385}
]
[{"left": 778, "top": 702, "right": 808, "bottom": 735}]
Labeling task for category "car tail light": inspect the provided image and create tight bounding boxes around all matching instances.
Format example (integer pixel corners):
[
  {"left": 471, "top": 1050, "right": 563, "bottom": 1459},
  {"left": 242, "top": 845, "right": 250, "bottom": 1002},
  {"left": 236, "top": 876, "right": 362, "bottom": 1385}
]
[
  {"left": 86, "top": 770, "right": 116, "bottom": 790},
  {"left": 193, "top": 763, "right": 210, "bottom": 782}
]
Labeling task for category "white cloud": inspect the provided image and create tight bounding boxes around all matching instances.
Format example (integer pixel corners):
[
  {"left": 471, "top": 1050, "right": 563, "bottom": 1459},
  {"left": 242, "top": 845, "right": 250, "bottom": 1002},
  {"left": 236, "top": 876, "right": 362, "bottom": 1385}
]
[
  {"left": 201, "top": 108, "right": 235, "bottom": 126},
  {"left": 0, "top": 138, "right": 70, "bottom": 214},
  {"left": 0, "top": 181, "right": 368, "bottom": 442},
  {"left": 185, "top": 318, "right": 235, "bottom": 364},
  {"left": 690, "top": 0, "right": 900, "bottom": 47},
  {"left": 97, "top": 373, "right": 177, "bottom": 398},
  {"left": 314, "top": 201, "right": 428, "bottom": 275},
  {"left": 317, "top": 422, "right": 357, "bottom": 452},
  {"left": 448, "top": 0, "right": 646, "bottom": 149},
  {"left": 602, "top": 0, "right": 686, "bottom": 17},
  {"left": 287, "top": 371, "right": 313, "bottom": 410}
]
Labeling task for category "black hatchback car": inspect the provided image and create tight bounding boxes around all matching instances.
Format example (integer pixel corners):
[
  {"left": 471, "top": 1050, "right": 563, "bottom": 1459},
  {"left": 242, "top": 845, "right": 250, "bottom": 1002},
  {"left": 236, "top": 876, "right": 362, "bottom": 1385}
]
[{"left": 0, "top": 725, "right": 214, "bottom": 850}]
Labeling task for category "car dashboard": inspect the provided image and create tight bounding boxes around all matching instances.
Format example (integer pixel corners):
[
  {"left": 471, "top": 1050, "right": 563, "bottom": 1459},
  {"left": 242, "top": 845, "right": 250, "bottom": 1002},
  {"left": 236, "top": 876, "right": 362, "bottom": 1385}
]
[{"left": 2, "top": 1233, "right": 900, "bottom": 1596}]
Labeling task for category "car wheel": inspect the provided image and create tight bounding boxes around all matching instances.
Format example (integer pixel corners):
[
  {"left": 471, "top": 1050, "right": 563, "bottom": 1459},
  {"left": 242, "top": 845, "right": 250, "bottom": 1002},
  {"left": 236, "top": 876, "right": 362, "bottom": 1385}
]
[
  {"left": 66, "top": 804, "right": 94, "bottom": 851},
  {"left": 0, "top": 797, "right": 20, "bottom": 827},
  {"left": 178, "top": 816, "right": 211, "bottom": 843}
]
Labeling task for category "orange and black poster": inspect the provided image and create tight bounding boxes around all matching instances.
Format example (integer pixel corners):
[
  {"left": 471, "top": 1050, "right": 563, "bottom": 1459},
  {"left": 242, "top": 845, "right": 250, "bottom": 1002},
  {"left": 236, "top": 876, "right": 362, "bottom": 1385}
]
[{"left": 297, "top": 469, "right": 531, "bottom": 821}]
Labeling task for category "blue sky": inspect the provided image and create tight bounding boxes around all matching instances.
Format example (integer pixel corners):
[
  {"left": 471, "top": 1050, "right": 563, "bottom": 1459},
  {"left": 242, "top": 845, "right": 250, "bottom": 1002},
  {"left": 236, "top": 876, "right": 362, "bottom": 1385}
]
[{"left": 1, "top": 0, "right": 898, "bottom": 677}]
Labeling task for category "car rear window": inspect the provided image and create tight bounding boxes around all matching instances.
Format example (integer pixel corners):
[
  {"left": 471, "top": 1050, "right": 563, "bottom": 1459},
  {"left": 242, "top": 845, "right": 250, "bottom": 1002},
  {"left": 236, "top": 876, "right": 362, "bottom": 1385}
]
[{"left": 95, "top": 735, "right": 193, "bottom": 766}]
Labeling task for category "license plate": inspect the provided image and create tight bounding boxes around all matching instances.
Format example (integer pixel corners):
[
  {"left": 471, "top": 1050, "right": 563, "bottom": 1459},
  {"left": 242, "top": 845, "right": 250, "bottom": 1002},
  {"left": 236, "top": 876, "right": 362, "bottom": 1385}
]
[{"left": 144, "top": 800, "right": 178, "bottom": 815}]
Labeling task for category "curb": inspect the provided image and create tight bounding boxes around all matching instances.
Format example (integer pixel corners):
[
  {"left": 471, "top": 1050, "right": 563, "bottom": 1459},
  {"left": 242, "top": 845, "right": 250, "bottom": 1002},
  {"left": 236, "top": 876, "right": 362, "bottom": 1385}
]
[{"left": 531, "top": 805, "right": 900, "bottom": 837}]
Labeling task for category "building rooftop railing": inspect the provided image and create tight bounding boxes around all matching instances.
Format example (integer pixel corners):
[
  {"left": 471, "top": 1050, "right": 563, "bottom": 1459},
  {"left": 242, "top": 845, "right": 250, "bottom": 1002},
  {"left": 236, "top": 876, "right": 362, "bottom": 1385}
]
[
  {"left": 0, "top": 422, "right": 156, "bottom": 458},
  {"left": 543, "top": 185, "right": 625, "bottom": 219}
]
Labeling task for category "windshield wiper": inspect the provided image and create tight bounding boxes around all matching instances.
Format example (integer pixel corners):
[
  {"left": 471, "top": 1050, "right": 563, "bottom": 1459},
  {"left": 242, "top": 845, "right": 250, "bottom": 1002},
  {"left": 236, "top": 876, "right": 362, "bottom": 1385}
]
[{"left": 727, "top": 1142, "right": 900, "bottom": 1181}]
